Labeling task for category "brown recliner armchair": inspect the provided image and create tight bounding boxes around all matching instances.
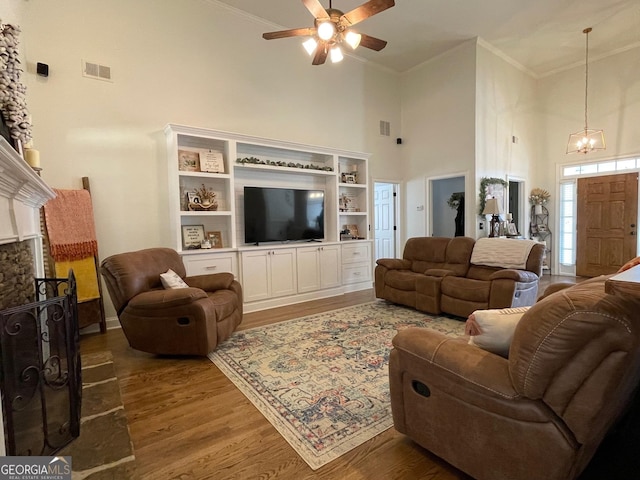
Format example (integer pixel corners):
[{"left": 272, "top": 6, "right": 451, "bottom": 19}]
[
  {"left": 100, "top": 247, "right": 242, "bottom": 356},
  {"left": 389, "top": 275, "right": 640, "bottom": 480}
]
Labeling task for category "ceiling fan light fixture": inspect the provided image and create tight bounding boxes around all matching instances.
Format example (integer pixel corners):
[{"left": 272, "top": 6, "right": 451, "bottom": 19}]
[
  {"left": 330, "top": 46, "right": 344, "bottom": 63},
  {"left": 345, "top": 30, "right": 361, "bottom": 49},
  {"left": 262, "top": 0, "right": 395, "bottom": 66},
  {"left": 302, "top": 38, "right": 318, "bottom": 55},
  {"left": 317, "top": 21, "right": 335, "bottom": 41}
]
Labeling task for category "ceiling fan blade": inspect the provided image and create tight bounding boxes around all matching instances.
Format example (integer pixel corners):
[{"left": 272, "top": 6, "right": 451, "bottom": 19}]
[
  {"left": 312, "top": 45, "right": 328, "bottom": 65},
  {"left": 263, "top": 27, "right": 315, "bottom": 40},
  {"left": 303, "top": 0, "right": 329, "bottom": 20},
  {"left": 359, "top": 33, "right": 387, "bottom": 51},
  {"left": 340, "top": 0, "right": 395, "bottom": 27}
]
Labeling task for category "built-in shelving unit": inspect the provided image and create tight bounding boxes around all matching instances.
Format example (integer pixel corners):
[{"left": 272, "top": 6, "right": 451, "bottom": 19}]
[{"left": 164, "top": 124, "right": 373, "bottom": 312}]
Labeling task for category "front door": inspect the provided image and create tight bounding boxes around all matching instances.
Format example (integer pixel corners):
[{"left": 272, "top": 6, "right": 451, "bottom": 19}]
[{"left": 576, "top": 172, "right": 638, "bottom": 276}]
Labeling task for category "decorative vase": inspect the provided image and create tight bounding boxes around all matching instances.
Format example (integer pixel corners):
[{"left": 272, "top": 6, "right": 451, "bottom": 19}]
[{"left": 534, "top": 203, "right": 543, "bottom": 215}]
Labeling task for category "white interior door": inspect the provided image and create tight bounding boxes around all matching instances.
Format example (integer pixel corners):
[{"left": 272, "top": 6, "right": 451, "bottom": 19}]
[{"left": 374, "top": 182, "right": 396, "bottom": 259}]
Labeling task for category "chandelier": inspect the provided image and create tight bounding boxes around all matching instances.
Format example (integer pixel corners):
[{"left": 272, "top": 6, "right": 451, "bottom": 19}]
[{"left": 566, "top": 27, "right": 606, "bottom": 154}]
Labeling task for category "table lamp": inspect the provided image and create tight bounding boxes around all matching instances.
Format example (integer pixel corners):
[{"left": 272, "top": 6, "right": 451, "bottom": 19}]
[{"left": 482, "top": 197, "right": 503, "bottom": 238}]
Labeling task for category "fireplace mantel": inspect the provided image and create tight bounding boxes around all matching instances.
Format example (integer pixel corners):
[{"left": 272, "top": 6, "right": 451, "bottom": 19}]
[
  {"left": 0, "top": 137, "right": 55, "bottom": 245},
  {"left": 0, "top": 137, "right": 56, "bottom": 455}
]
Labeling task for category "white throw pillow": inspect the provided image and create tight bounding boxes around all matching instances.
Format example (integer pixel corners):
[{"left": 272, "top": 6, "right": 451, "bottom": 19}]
[
  {"left": 467, "top": 307, "right": 530, "bottom": 357},
  {"left": 160, "top": 269, "right": 189, "bottom": 289}
]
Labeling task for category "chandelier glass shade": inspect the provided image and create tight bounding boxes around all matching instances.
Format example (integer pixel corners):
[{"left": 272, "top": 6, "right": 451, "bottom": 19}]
[{"left": 567, "top": 27, "right": 606, "bottom": 154}]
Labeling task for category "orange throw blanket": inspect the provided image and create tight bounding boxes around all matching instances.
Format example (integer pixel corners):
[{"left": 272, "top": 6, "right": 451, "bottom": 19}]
[{"left": 44, "top": 189, "right": 98, "bottom": 262}]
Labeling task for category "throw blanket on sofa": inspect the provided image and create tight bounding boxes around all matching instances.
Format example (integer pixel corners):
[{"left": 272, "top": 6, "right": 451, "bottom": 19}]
[{"left": 470, "top": 238, "right": 537, "bottom": 269}]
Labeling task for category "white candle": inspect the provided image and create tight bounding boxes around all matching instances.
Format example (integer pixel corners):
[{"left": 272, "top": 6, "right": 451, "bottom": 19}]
[
  {"left": 506, "top": 213, "right": 513, "bottom": 221},
  {"left": 24, "top": 148, "right": 40, "bottom": 168}
]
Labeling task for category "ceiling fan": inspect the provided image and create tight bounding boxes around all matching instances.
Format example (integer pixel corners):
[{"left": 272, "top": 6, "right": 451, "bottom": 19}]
[{"left": 262, "top": 0, "right": 395, "bottom": 65}]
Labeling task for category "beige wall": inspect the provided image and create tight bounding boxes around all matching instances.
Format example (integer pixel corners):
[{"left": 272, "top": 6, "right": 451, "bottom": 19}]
[
  {"left": 399, "top": 40, "right": 477, "bottom": 240},
  {"left": 2, "top": 0, "right": 401, "bottom": 316}
]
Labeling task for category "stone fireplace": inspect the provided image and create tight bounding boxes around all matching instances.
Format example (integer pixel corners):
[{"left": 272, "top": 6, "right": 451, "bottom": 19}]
[{"left": 0, "top": 241, "right": 37, "bottom": 311}]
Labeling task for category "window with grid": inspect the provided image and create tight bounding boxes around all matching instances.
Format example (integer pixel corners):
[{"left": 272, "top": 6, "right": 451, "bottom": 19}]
[{"left": 559, "top": 181, "right": 576, "bottom": 267}]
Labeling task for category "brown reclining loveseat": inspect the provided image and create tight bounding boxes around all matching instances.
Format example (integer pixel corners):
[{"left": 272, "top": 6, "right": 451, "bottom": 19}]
[{"left": 375, "top": 236, "right": 544, "bottom": 318}]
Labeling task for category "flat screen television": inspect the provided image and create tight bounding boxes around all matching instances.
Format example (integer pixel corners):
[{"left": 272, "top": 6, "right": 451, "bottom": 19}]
[{"left": 244, "top": 186, "right": 325, "bottom": 244}]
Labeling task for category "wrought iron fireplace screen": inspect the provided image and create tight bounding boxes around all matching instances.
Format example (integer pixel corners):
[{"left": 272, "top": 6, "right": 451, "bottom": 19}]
[{"left": 0, "top": 271, "right": 81, "bottom": 455}]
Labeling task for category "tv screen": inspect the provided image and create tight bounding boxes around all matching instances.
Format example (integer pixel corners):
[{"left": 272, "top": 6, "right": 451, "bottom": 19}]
[{"left": 244, "top": 186, "right": 325, "bottom": 244}]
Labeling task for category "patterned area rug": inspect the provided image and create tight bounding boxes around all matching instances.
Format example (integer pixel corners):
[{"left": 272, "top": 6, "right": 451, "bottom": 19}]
[{"left": 208, "top": 301, "right": 466, "bottom": 470}]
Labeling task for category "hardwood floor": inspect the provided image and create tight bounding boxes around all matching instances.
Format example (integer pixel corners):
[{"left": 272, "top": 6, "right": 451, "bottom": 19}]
[{"left": 80, "top": 275, "right": 576, "bottom": 480}]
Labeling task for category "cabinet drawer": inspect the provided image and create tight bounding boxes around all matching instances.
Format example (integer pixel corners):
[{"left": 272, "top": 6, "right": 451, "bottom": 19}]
[
  {"left": 341, "top": 243, "right": 370, "bottom": 264},
  {"left": 183, "top": 252, "right": 237, "bottom": 277},
  {"left": 342, "top": 263, "right": 372, "bottom": 284}
]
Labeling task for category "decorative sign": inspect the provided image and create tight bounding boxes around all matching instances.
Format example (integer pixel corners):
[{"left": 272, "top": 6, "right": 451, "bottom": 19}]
[
  {"left": 178, "top": 150, "right": 200, "bottom": 171},
  {"left": 181, "top": 224, "right": 205, "bottom": 249},
  {"left": 200, "top": 150, "right": 225, "bottom": 173}
]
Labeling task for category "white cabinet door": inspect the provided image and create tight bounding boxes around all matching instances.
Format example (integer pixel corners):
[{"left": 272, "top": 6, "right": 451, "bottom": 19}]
[
  {"left": 297, "top": 247, "right": 321, "bottom": 293},
  {"left": 241, "top": 250, "right": 271, "bottom": 302},
  {"left": 270, "top": 249, "right": 297, "bottom": 298},
  {"left": 241, "top": 248, "right": 297, "bottom": 302},
  {"left": 297, "top": 245, "right": 341, "bottom": 293},
  {"left": 319, "top": 245, "right": 341, "bottom": 289}
]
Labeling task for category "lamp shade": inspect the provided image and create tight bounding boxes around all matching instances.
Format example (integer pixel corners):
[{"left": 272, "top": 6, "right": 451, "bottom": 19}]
[{"left": 482, "top": 197, "right": 502, "bottom": 216}]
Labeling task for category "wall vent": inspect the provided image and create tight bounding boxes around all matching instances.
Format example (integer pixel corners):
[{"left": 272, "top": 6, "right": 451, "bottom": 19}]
[
  {"left": 82, "top": 60, "right": 112, "bottom": 82},
  {"left": 379, "top": 120, "right": 390, "bottom": 136}
]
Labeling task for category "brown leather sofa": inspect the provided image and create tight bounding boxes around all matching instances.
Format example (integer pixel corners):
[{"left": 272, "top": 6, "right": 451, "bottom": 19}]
[
  {"left": 100, "top": 247, "right": 242, "bottom": 356},
  {"left": 389, "top": 275, "right": 640, "bottom": 480},
  {"left": 375, "top": 237, "right": 544, "bottom": 318}
]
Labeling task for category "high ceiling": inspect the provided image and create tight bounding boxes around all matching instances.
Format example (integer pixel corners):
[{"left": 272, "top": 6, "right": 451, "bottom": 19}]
[{"left": 217, "top": 0, "right": 640, "bottom": 77}]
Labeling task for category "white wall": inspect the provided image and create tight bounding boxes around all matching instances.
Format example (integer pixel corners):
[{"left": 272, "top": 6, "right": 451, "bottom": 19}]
[
  {"left": 475, "top": 42, "right": 537, "bottom": 236},
  {"left": 399, "top": 41, "right": 477, "bottom": 242},
  {"left": 3, "top": 0, "right": 400, "bottom": 317},
  {"left": 538, "top": 45, "right": 640, "bottom": 185}
]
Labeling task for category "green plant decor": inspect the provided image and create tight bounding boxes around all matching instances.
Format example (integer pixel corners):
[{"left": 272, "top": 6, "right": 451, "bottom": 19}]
[
  {"left": 478, "top": 177, "right": 508, "bottom": 215},
  {"left": 447, "top": 192, "right": 464, "bottom": 209}
]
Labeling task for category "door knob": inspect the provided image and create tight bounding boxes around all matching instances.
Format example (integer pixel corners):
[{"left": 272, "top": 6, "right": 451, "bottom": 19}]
[
  {"left": 631, "top": 224, "right": 636, "bottom": 228},
  {"left": 631, "top": 231, "right": 636, "bottom": 236}
]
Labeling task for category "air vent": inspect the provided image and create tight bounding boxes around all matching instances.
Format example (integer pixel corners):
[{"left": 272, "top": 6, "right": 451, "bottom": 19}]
[
  {"left": 82, "top": 60, "right": 112, "bottom": 82},
  {"left": 379, "top": 120, "right": 390, "bottom": 137}
]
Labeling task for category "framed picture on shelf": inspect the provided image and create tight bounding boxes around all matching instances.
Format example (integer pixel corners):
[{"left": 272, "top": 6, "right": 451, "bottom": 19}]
[
  {"left": 206, "top": 231, "right": 223, "bottom": 248},
  {"left": 507, "top": 224, "right": 519, "bottom": 236},
  {"left": 341, "top": 172, "right": 357, "bottom": 184},
  {"left": 178, "top": 149, "right": 200, "bottom": 172},
  {"left": 537, "top": 224, "right": 547, "bottom": 233},
  {"left": 182, "top": 224, "right": 205, "bottom": 249},
  {"left": 200, "top": 150, "right": 225, "bottom": 173},
  {"left": 186, "top": 192, "right": 201, "bottom": 204}
]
